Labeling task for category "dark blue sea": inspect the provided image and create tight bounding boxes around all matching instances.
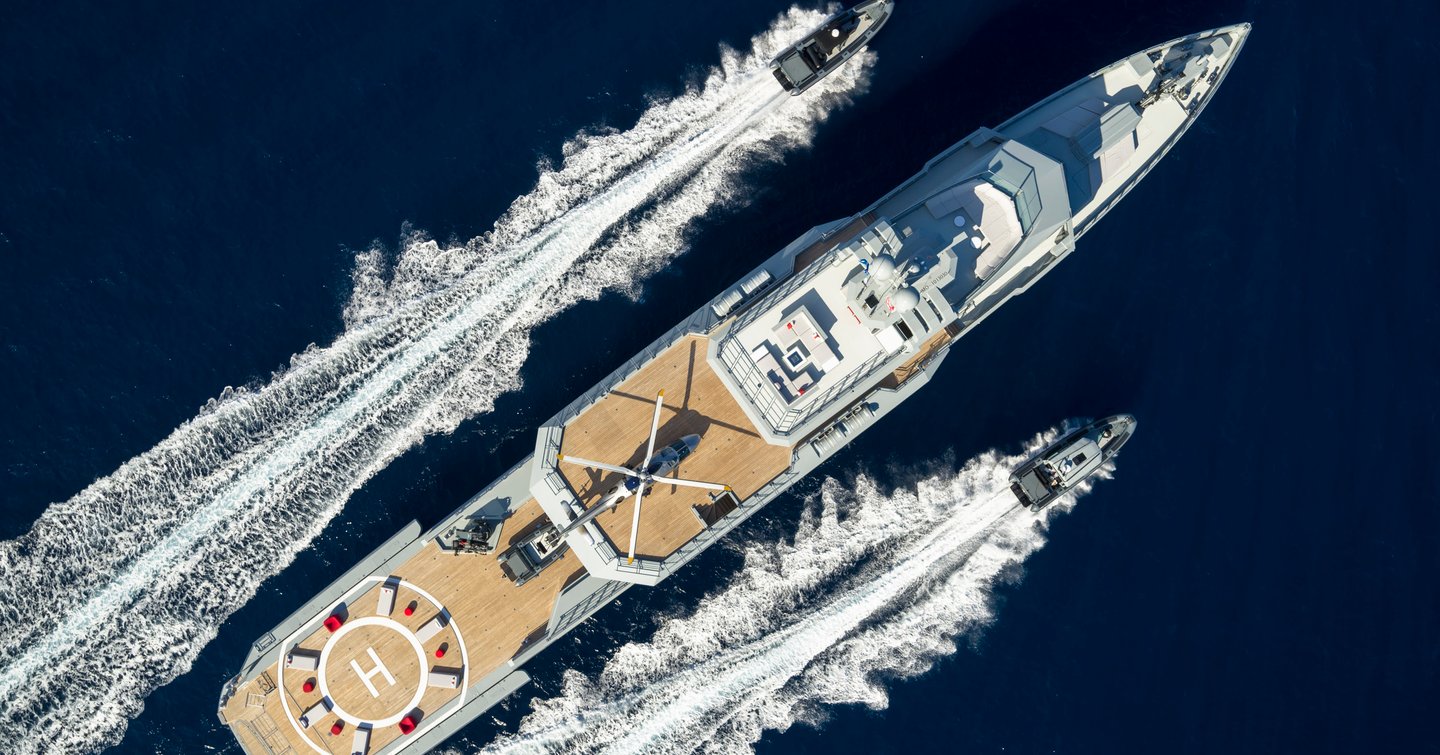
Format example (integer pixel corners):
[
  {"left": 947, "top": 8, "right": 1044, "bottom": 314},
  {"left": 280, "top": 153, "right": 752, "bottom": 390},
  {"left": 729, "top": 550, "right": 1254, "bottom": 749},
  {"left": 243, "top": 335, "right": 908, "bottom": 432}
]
[{"left": 2, "top": 0, "right": 1436, "bottom": 752}]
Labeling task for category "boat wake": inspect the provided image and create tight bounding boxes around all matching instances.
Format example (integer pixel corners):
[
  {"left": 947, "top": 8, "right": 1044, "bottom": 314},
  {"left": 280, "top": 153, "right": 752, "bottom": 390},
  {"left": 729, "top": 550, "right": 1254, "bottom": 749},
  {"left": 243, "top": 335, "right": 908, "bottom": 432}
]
[
  {"left": 474, "top": 429, "right": 1109, "bottom": 755},
  {"left": 0, "top": 8, "right": 871, "bottom": 753}
]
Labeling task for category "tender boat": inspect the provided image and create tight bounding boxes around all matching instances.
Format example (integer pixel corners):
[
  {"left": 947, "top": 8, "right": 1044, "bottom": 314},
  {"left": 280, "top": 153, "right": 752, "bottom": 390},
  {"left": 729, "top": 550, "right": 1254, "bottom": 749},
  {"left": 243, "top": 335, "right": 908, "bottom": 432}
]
[
  {"left": 770, "top": 0, "right": 895, "bottom": 95},
  {"left": 1011, "top": 415, "right": 1137, "bottom": 511}
]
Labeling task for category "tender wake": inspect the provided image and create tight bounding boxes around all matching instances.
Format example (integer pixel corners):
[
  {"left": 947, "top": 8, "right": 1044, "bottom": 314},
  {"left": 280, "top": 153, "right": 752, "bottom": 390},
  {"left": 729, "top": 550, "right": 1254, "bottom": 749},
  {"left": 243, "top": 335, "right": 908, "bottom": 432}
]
[
  {"left": 477, "top": 427, "right": 1109, "bottom": 755},
  {"left": 0, "top": 7, "right": 871, "bottom": 752}
]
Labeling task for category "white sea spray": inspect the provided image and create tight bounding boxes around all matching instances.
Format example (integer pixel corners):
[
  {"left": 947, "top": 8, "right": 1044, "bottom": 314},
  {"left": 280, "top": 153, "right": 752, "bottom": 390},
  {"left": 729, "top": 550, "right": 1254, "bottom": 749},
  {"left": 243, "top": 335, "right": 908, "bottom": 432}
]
[
  {"left": 0, "top": 7, "right": 871, "bottom": 752},
  {"left": 472, "top": 429, "right": 1109, "bottom": 755}
]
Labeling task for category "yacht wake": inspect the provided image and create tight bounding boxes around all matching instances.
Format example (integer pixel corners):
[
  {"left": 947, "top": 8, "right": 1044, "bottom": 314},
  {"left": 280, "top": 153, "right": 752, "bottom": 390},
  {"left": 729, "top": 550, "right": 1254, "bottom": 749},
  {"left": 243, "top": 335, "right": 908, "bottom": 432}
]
[
  {"left": 0, "top": 7, "right": 871, "bottom": 753},
  {"left": 477, "top": 428, "right": 1109, "bottom": 754}
]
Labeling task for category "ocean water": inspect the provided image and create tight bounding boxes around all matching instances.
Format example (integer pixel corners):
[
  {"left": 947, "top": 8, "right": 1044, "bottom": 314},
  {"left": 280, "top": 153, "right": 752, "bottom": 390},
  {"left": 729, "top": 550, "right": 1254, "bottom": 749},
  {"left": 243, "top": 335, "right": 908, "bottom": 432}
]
[{"left": 1, "top": 0, "right": 1436, "bottom": 753}]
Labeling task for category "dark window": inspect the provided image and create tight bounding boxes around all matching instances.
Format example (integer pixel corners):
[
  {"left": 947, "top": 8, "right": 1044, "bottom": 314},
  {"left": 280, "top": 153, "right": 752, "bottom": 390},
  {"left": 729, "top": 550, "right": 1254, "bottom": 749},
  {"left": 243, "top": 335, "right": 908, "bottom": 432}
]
[
  {"left": 1073, "top": 452, "right": 1087, "bottom": 464},
  {"left": 895, "top": 321, "right": 915, "bottom": 340},
  {"left": 864, "top": 293, "right": 880, "bottom": 309}
]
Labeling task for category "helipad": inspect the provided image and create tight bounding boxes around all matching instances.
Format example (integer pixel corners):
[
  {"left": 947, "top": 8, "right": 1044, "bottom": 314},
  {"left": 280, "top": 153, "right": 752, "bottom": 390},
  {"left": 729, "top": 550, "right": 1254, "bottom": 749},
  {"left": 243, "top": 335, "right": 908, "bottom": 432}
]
[
  {"left": 272, "top": 577, "right": 470, "bottom": 753},
  {"left": 319, "top": 616, "right": 429, "bottom": 726}
]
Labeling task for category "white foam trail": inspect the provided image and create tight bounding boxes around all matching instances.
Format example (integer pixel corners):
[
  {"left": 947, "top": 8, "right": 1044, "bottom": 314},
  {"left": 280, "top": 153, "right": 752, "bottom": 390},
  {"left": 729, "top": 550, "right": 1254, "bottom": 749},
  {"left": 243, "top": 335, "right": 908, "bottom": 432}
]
[
  {"left": 476, "top": 428, "right": 1112, "bottom": 754},
  {"left": 0, "top": 7, "right": 871, "bottom": 752}
]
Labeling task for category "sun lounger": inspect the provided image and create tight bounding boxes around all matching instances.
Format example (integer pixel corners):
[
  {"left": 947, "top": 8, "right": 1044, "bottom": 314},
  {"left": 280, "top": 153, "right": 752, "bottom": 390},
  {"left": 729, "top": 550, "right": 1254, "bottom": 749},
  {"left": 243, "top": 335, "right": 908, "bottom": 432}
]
[
  {"left": 377, "top": 578, "right": 397, "bottom": 616},
  {"left": 350, "top": 727, "right": 371, "bottom": 755},
  {"left": 415, "top": 615, "right": 447, "bottom": 643},
  {"left": 426, "top": 669, "right": 462, "bottom": 689},
  {"left": 285, "top": 648, "right": 320, "bottom": 671},
  {"left": 298, "top": 699, "right": 329, "bottom": 728}
]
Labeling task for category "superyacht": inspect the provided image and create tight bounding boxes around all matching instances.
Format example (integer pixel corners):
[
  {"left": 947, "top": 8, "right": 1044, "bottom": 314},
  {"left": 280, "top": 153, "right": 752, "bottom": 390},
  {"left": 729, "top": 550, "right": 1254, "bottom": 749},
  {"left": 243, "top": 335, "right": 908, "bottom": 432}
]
[{"left": 218, "top": 21, "right": 1250, "bottom": 755}]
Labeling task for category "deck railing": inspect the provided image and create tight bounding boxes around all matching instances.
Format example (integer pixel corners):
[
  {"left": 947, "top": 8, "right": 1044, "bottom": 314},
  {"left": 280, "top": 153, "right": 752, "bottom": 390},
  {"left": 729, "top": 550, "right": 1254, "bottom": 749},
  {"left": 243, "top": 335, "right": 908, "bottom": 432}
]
[
  {"left": 726, "top": 247, "right": 836, "bottom": 334},
  {"left": 716, "top": 244, "right": 903, "bottom": 437},
  {"left": 719, "top": 337, "right": 891, "bottom": 437},
  {"left": 661, "top": 452, "right": 803, "bottom": 573}
]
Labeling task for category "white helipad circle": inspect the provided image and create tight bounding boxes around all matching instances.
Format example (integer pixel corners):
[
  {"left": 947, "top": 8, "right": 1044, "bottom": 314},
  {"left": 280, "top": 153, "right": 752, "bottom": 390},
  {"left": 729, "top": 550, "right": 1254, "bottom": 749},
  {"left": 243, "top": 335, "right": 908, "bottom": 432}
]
[
  {"left": 275, "top": 576, "right": 470, "bottom": 754},
  {"left": 316, "top": 615, "right": 427, "bottom": 728}
]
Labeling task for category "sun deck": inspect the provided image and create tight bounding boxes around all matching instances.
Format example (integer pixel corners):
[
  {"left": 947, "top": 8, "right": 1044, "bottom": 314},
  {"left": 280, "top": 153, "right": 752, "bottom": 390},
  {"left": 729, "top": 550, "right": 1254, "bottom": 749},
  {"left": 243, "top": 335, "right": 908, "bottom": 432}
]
[
  {"left": 729, "top": 260, "right": 888, "bottom": 411},
  {"left": 222, "top": 498, "right": 583, "bottom": 755},
  {"left": 557, "top": 335, "right": 792, "bottom": 561}
]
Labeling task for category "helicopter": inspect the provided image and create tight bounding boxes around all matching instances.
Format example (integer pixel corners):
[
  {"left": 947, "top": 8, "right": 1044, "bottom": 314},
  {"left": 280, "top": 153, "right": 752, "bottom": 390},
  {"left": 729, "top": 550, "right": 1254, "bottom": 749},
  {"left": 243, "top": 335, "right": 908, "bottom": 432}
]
[{"left": 557, "top": 391, "right": 730, "bottom": 562}]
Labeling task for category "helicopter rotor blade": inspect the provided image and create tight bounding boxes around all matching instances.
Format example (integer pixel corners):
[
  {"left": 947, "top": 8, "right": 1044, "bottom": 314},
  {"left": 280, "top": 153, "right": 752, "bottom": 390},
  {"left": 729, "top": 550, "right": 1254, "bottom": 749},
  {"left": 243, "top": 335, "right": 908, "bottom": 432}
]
[
  {"left": 657, "top": 477, "right": 731, "bottom": 493},
  {"left": 556, "top": 454, "right": 640, "bottom": 478},
  {"left": 626, "top": 484, "right": 645, "bottom": 564},
  {"left": 642, "top": 390, "right": 664, "bottom": 470}
]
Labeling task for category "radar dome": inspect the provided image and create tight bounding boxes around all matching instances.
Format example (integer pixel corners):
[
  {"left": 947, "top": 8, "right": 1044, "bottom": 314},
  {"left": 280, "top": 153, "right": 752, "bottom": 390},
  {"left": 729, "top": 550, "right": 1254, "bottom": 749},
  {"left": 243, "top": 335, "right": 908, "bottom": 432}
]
[
  {"left": 870, "top": 255, "right": 897, "bottom": 281},
  {"left": 891, "top": 286, "right": 920, "bottom": 312}
]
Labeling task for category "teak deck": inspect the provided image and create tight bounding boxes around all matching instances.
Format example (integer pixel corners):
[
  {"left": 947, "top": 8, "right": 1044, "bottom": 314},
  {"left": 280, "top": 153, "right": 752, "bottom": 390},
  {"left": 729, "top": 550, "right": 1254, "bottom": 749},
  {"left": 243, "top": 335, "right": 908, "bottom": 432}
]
[
  {"left": 224, "top": 335, "right": 794, "bottom": 754},
  {"left": 880, "top": 328, "right": 953, "bottom": 389},
  {"left": 223, "top": 498, "right": 583, "bottom": 754},
  {"left": 558, "top": 335, "right": 792, "bottom": 560}
]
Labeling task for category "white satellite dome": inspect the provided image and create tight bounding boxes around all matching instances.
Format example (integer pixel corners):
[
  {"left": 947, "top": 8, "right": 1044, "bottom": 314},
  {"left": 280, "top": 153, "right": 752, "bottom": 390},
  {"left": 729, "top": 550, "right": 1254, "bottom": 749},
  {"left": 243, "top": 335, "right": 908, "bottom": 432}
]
[
  {"left": 870, "top": 254, "right": 897, "bottom": 281},
  {"left": 891, "top": 286, "right": 920, "bottom": 312}
]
